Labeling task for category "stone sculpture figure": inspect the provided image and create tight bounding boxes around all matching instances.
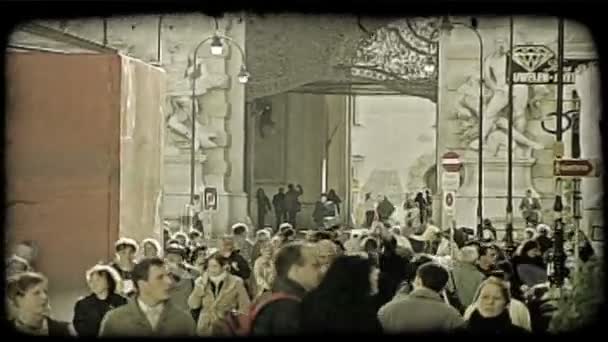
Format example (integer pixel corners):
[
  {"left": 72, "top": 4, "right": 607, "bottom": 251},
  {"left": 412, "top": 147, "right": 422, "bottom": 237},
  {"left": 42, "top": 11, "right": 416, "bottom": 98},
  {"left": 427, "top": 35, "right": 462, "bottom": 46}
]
[
  {"left": 166, "top": 57, "right": 221, "bottom": 153},
  {"left": 454, "top": 40, "right": 547, "bottom": 158}
]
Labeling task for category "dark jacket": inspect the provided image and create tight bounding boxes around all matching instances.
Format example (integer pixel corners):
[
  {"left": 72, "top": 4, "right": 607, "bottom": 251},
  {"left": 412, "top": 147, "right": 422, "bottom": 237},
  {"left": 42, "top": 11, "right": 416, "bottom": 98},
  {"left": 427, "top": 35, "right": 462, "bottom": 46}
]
[
  {"left": 9, "top": 317, "right": 72, "bottom": 336},
  {"left": 284, "top": 186, "right": 303, "bottom": 212},
  {"left": 258, "top": 194, "right": 272, "bottom": 215},
  {"left": 225, "top": 251, "right": 252, "bottom": 281},
  {"left": 73, "top": 293, "right": 128, "bottom": 336},
  {"left": 251, "top": 277, "right": 307, "bottom": 336},
  {"left": 272, "top": 192, "right": 286, "bottom": 212},
  {"left": 463, "top": 309, "right": 529, "bottom": 334},
  {"left": 378, "top": 244, "right": 409, "bottom": 306},
  {"left": 300, "top": 295, "right": 382, "bottom": 334},
  {"left": 377, "top": 199, "right": 395, "bottom": 221}
]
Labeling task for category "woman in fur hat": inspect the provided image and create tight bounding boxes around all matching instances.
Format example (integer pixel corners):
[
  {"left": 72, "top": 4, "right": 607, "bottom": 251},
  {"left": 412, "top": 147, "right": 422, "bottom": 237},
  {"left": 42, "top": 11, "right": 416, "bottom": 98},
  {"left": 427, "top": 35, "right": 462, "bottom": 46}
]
[
  {"left": 140, "top": 238, "right": 162, "bottom": 259},
  {"left": 72, "top": 264, "right": 127, "bottom": 336},
  {"left": 110, "top": 238, "right": 138, "bottom": 297}
]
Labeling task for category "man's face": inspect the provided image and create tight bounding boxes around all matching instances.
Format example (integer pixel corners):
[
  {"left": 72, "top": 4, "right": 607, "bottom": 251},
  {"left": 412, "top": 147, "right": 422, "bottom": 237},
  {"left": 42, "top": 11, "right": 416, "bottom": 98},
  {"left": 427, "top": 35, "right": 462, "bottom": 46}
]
[
  {"left": 139, "top": 265, "right": 172, "bottom": 302},
  {"left": 480, "top": 248, "right": 497, "bottom": 267},
  {"left": 292, "top": 247, "right": 322, "bottom": 291},
  {"left": 16, "top": 281, "right": 49, "bottom": 315},
  {"left": 320, "top": 196, "right": 327, "bottom": 203}
]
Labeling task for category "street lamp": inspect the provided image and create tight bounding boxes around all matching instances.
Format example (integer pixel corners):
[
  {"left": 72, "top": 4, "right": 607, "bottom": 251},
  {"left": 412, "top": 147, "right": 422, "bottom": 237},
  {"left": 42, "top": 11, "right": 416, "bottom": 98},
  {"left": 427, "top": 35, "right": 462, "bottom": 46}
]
[
  {"left": 441, "top": 16, "right": 484, "bottom": 239},
  {"left": 188, "top": 21, "right": 249, "bottom": 209}
]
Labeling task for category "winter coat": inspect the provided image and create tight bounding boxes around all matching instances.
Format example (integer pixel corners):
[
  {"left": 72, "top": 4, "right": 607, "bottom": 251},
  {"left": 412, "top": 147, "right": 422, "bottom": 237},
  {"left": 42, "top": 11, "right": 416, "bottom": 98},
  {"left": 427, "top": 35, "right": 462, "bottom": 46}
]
[
  {"left": 187, "top": 273, "right": 251, "bottom": 336},
  {"left": 72, "top": 293, "right": 128, "bottom": 336},
  {"left": 272, "top": 192, "right": 286, "bottom": 212},
  {"left": 448, "top": 262, "right": 485, "bottom": 309},
  {"left": 284, "top": 186, "right": 303, "bottom": 212},
  {"left": 253, "top": 256, "right": 276, "bottom": 298},
  {"left": 300, "top": 295, "right": 382, "bottom": 334},
  {"left": 463, "top": 309, "right": 529, "bottom": 334},
  {"left": 378, "top": 287, "right": 465, "bottom": 333},
  {"left": 99, "top": 298, "right": 196, "bottom": 337},
  {"left": 234, "top": 238, "right": 255, "bottom": 264},
  {"left": 257, "top": 194, "right": 272, "bottom": 215},
  {"left": 223, "top": 251, "right": 252, "bottom": 281},
  {"left": 167, "top": 265, "right": 198, "bottom": 314},
  {"left": 378, "top": 250, "right": 410, "bottom": 306},
  {"left": 464, "top": 298, "right": 531, "bottom": 331},
  {"left": 9, "top": 317, "right": 73, "bottom": 336},
  {"left": 377, "top": 199, "right": 395, "bottom": 221},
  {"left": 251, "top": 277, "right": 307, "bottom": 336}
]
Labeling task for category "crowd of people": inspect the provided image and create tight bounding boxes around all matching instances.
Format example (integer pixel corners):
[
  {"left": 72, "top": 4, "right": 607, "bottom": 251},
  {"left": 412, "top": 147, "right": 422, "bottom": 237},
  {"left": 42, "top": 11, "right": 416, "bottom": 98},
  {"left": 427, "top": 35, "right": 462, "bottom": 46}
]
[{"left": 5, "top": 209, "right": 597, "bottom": 336}]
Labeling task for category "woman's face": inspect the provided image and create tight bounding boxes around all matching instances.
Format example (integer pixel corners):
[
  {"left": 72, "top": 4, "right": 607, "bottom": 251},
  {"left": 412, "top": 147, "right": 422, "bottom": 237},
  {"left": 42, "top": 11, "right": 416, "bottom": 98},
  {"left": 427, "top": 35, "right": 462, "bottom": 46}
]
[
  {"left": 15, "top": 282, "right": 49, "bottom": 316},
  {"left": 369, "top": 266, "right": 380, "bottom": 295},
  {"left": 207, "top": 259, "right": 225, "bottom": 277},
  {"left": 143, "top": 243, "right": 158, "bottom": 258},
  {"left": 89, "top": 272, "right": 109, "bottom": 295},
  {"left": 116, "top": 246, "right": 136, "bottom": 263},
  {"left": 478, "top": 283, "right": 507, "bottom": 318}
]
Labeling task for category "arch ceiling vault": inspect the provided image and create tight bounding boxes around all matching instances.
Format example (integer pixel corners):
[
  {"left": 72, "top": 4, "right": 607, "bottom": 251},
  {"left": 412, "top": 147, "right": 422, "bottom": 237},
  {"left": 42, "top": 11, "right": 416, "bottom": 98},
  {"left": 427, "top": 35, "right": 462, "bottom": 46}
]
[{"left": 245, "top": 15, "right": 440, "bottom": 101}]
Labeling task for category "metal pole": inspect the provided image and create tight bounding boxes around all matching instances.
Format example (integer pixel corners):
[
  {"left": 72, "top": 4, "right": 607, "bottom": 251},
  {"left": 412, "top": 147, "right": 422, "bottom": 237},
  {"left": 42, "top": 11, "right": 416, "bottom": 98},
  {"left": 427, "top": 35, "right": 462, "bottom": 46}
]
[
  {"left": 189, "top": 37, "right": 214, "bottom": 205},
  {"left": 571, "top": 90, "right": 581, "bottom": 273},
  {"left": 550, "top": 17, "right": 566, "bottom": 290},
  {"left": 475, "top": 28, "right": 484, "bottom": 240},
  {"left": 506, "top": 16, "right": 515, "bottom": 250}
]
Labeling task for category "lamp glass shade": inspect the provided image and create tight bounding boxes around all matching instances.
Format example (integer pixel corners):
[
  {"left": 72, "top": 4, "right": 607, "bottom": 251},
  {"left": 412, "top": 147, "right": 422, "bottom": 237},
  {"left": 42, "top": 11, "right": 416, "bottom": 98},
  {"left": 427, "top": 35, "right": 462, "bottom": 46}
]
[
  {"left": 237, "top": 67, "right": 250, "bottom": 84},
  {"left": 210, "top": 36, "right": 223, "bottom": 56}
]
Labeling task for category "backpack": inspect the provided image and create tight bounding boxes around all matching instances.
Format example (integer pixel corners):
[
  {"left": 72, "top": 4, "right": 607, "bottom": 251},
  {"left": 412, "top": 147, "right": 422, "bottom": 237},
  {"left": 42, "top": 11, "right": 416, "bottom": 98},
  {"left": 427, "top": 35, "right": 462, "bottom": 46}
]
[{"left": 212, "top": 292, "right": 300, "bottom": 336}]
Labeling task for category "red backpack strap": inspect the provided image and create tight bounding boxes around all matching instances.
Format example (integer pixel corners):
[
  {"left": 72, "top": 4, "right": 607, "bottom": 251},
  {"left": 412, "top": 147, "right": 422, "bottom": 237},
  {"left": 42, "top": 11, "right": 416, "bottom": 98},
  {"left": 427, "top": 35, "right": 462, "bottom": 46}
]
[{"left": 249, "top": 292, "right": 301, "bottom": 326}]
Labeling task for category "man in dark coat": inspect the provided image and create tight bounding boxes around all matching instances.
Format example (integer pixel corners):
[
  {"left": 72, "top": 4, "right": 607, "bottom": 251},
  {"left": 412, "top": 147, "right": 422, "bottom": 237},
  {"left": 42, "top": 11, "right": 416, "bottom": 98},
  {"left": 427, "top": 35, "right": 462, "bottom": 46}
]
[
  {"left": 251, "top": 243, "right": 321, "bottom": 335},
  {"left": 272, "top": 187, "right": 287, "bottom": 232},
  {"left": 377, "top": 196, "right": 395, "bottom": 222},
  {"left": 312, "top": 193, "right": 337, "bottom": 229},
  {"left": 284, "top": 184, "right": 303, "bottom": 229},
  {"left": 219, "top": 235, "right": 251, "bottom": 282}
]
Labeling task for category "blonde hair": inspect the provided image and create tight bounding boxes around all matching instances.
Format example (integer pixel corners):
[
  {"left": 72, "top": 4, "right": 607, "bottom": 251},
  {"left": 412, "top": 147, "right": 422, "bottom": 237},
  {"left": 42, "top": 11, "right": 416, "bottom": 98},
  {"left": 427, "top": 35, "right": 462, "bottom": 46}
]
[{"left": 472, "top": 278, "right": 512, "bottom": 307}]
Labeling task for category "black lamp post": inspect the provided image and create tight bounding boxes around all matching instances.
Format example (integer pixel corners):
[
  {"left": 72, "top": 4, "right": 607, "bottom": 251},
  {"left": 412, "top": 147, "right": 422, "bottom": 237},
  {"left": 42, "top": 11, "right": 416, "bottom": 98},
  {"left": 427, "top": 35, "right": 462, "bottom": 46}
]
[
  {"left": 188, "top": 22, "right": 249, "bottom": 210},
  {"left": 441, "top": 17, "right": 484, "bottom": 239}
]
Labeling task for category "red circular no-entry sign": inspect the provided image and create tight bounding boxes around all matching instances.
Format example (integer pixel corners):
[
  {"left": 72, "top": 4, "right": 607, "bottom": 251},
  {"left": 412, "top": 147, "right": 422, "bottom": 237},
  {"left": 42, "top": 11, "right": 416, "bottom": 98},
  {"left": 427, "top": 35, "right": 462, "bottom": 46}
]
[{"left": 442, "top": 152, "right": 462, "bottom": 172}]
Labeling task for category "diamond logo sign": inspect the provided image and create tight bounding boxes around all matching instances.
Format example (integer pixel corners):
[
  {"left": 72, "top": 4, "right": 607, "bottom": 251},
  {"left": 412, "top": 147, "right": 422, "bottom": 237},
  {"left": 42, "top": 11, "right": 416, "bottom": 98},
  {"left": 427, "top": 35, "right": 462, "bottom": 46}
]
[
  {"left": 510, "top": 45, "right": 576, "bottom": 84},
  {"left": 512, "top": 45, "right": 555, "bottom": 72}
]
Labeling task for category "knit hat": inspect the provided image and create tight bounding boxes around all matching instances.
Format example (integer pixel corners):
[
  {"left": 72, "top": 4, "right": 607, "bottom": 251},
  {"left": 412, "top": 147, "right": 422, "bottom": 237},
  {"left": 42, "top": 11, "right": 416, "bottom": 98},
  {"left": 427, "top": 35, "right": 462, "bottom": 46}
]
[
  {"left": 115, "top": 238, "right": 139, "bottom": 253},
  {"left": 279, "top": 223, "right": 293, "bottom": 232}
]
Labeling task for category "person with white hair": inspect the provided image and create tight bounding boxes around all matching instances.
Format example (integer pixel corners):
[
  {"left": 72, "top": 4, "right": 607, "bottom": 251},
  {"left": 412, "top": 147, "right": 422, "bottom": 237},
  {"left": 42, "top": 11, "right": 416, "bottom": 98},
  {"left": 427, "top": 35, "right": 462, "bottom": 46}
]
[
  {"left": 72, "top": 264, "right": 127, "bottom": 336},
  {"left": 446, "top": 246, "right": 485, "bottom": 311},
  {"left": 110, "top": 238, "right": 138, "bottom": 297},
  {"left": 390, "top": 226, "right": 414, "bottom": 252}
]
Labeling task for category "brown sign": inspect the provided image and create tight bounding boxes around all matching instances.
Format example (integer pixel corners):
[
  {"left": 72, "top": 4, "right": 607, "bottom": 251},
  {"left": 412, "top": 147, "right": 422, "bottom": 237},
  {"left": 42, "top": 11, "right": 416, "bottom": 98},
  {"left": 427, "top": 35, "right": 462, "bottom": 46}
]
[{"left": 554, "top": 159, "right": 599, "bottom": 177}]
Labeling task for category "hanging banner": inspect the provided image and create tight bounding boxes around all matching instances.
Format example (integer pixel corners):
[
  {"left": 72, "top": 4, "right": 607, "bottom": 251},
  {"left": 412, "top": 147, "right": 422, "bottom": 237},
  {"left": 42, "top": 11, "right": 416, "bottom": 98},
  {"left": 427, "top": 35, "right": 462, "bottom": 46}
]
[{"left": 510, "top": 45, "right": 579, "bottom": 84}]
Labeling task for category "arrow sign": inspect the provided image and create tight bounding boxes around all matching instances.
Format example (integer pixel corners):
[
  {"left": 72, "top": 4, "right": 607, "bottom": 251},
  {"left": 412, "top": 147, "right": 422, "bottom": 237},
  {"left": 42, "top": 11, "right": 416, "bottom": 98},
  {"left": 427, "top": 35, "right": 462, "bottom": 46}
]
[{"left": 554, "top": 159, "right": 600, "bottom": 177}]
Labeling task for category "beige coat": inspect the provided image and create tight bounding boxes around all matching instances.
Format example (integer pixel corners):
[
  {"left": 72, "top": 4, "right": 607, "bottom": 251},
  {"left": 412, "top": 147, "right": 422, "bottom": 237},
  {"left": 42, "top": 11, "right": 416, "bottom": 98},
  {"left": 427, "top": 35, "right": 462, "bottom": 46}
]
[
  {"left": 253, "top": 256, "right": 276, "bottom": 298},
  {"left": 187, "top": 273, "right": 251, "bottom": 336}
]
